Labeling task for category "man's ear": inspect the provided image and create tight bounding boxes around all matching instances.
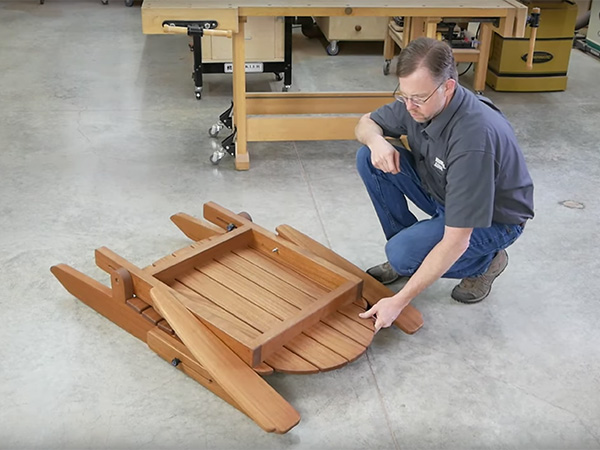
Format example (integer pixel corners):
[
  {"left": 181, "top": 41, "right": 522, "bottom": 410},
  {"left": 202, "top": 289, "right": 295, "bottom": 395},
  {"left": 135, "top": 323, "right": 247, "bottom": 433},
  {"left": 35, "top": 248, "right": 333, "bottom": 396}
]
[{"left": 444, "top": 78, "right": 457, "bottom": 94}]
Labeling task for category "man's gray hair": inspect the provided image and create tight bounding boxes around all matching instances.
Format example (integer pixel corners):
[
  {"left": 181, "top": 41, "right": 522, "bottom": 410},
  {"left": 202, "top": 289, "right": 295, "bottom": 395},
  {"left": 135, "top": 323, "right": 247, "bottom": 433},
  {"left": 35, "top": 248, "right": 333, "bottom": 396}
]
[{"left": 396, "top": 37, "right": 458, "bottom": 83}]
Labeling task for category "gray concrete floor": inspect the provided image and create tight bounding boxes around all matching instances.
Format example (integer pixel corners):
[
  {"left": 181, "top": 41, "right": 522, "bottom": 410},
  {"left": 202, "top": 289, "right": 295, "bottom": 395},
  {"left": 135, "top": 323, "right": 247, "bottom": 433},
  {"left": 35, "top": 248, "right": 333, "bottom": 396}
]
[{"left": 1, "top": 2, "right": 599, "bottom": 449}]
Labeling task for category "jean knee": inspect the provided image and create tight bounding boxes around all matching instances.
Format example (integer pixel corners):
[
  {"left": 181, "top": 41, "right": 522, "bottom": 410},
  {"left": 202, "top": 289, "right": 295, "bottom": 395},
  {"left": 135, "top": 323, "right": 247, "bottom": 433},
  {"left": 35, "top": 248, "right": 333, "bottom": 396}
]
[
  {"left": 385, "top": 239, "right": 417, "bottom": 276},
  {"left": 356, "top": 145, "right": 373, "bottom": 179},
  {"left": 384, "top": 223, "right": 442, "bottom": 276}
]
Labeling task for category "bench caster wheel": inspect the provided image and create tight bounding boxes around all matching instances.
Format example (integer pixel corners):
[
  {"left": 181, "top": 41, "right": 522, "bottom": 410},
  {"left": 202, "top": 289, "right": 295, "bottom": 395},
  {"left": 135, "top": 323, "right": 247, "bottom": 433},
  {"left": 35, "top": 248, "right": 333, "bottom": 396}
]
[
  {"left": 383, "top": 60, "right": 391, "bottom": 76},
  {"left": 275, "top": 73, "right": 283, "bottom": 81},
  {"left": 282, "top": 85, "right": 290, "bottom": 92},
  {"left": 210, "top": 149, "right": 226, "bottom": 165},
  {"left": 102, "top": 0, "right": 108, "bottom": 4},
  {"left": 209, "top": 123, "right": 223, "bottom": 138},
  {"left": 326, "top": 41, "right": 339, "bottom": 56},
  {"left": 125, "top": 0, "right": 134, "bottom": 5}
]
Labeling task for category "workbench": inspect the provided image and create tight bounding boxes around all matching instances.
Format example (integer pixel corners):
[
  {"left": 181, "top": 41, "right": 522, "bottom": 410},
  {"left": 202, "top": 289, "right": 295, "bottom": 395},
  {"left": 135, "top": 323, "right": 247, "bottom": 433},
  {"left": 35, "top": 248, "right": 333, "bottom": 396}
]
[{"left": 142, "top": 1, "right": 528, "bottom": 170}]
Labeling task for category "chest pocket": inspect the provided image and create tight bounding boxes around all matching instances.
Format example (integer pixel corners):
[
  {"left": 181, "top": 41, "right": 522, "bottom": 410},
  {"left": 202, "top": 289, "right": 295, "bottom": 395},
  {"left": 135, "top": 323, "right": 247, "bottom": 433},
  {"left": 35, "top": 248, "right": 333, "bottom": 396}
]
[
  {"left": 418, "top": 152, "right": 447, "bottom": 203},
  {"left": 427, "top": 153, "right": 447, "bottom": 189}
]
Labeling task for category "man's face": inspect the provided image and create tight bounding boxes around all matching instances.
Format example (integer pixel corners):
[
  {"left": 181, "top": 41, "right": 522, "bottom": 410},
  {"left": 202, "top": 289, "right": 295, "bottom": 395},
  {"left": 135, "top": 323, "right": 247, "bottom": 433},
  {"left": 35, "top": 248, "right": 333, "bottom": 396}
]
[{"left": 396, "top": 67, "right": 454, "bottom": 123}]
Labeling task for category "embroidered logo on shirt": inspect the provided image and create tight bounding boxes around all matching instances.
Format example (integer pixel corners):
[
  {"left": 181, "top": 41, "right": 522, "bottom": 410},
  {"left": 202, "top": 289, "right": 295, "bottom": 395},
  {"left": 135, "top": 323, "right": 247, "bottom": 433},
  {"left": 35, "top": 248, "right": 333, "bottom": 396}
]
[{"left": 433, "top": 157, "right": 446, "bottom": 172}]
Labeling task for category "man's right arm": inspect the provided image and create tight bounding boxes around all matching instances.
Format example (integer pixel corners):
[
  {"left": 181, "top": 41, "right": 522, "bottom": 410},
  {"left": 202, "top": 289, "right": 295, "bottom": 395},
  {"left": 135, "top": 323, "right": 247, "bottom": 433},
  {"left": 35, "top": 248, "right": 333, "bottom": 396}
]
[{"left": 355, "top": 113, "right": 401, "bottom": 174}]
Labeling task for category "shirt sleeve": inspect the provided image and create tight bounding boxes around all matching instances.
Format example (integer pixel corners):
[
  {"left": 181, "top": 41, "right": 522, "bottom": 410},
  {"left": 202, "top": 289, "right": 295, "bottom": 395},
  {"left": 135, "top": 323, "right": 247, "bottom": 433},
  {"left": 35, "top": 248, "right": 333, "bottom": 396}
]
[
  {"left": 369, "top": 101, "right": 410, "bottom": 138},
  {"left": 444, "top": 149, "right": 497, "bottom": 228}
]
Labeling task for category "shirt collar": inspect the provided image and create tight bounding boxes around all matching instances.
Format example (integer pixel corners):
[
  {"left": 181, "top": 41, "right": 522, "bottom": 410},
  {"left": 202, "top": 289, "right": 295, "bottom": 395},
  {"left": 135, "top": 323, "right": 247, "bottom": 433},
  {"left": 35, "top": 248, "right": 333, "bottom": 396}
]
[{"left": 423, "top": 84, "right": 466, "bottom": 141}]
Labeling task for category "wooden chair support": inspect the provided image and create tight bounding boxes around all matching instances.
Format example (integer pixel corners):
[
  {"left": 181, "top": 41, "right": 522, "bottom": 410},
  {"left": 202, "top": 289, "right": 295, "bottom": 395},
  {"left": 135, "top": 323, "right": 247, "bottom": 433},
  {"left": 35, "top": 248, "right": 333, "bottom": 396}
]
[
  {"left": 151, "top": 285, "right": 300, "bottom": 433},
  {"left": 176, "top": 202, "right": 423, "bottom": 334},
  {"left": 51, "top": 202, "right": 407, "bottom": 434},
  {"left": 275, "top": 225, "right": 424, "bottom": 334},
  {"left": 50, "top": 264, "right": 154, "bottom": 342},
  {"left": 50, "top": 264, "right": 278, "bottom": 427}
]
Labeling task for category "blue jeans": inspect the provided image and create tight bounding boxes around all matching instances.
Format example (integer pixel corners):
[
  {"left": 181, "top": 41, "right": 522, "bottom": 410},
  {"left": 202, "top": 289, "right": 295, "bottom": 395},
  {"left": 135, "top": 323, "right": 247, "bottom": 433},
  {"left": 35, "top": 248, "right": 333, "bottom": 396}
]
[{"left": 356, "top": 145, "right": 524, "bottom": 279}]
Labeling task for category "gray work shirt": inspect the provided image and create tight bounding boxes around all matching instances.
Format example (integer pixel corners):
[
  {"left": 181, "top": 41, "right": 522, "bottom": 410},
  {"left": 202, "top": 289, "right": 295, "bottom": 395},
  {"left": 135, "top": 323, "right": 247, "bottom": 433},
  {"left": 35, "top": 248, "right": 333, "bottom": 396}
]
[{"left": 370, "top": 84, "right": 534, "bottom": 228}]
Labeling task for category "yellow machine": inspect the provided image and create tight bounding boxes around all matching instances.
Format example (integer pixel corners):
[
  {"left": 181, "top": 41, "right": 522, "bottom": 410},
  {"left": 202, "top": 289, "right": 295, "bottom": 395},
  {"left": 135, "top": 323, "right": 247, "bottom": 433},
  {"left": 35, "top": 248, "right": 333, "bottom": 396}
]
[
  {"left": 587, "top": 0, "right": 600, "bottom": 52},
  {"left": 487, "top": 0, "right": 578, "bottom": 92}
]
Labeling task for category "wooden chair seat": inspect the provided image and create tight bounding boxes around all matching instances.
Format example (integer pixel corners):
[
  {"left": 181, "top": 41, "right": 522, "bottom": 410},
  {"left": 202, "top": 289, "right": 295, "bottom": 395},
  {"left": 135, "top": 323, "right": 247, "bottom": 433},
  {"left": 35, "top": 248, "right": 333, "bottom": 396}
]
[{"left": 50, "top": 202, "right": 423, "bottom": 433}]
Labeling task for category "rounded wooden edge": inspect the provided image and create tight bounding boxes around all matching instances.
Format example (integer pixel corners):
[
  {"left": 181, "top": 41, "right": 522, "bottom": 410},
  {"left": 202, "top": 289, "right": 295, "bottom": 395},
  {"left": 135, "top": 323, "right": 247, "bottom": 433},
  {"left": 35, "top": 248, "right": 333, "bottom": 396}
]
[
  {"left": 253, "top": 362, "right": 274, "bottom": 376},
  {"left": 267, "top": 302, "right": 375, "bottom": 374}
]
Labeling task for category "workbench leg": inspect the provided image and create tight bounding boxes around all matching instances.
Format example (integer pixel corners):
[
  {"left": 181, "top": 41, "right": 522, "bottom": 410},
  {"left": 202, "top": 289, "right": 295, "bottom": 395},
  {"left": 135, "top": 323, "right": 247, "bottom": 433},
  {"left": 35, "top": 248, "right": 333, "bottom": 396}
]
[
  {"left": 425, "top": 19, "right": 439, "bottom": 39},
  {"left": 383, "top": 23, "right": 395, "bottom": 60},
  {"left": 409, "top": 18, "right": 426, "bottom": 40},
  {"left": 473, "top": 22, "right": 492, "bottom": 93},
  {"left": 232, "top": 17, "right": 249, "bottom": 170},
  {"left": 382, "top": 22, "right": 395, "bottom": 76},
  {"left": 402, "top": 18, "right": 412, "bottom": 47}
]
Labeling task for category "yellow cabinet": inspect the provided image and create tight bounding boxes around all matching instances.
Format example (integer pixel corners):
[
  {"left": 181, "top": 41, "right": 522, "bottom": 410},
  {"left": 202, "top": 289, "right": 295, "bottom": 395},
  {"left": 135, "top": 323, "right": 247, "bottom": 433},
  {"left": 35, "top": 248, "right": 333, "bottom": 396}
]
[{"left": 486, "top": 0, "right": 578, "bottom": 91}]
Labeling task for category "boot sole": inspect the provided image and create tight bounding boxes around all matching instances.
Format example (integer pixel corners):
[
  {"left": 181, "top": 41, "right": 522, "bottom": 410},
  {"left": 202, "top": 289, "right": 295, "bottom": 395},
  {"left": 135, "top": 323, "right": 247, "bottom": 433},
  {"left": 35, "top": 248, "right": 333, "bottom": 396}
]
[{"left": 367, "top": 273, "right": 400, "bottom": 285}]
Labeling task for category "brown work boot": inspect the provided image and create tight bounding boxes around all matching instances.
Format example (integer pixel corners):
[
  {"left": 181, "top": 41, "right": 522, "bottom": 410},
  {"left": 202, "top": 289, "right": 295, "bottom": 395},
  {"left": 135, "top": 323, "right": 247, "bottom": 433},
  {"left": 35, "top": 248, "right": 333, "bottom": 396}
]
[
  {"left": 366, "top": 261, "right": 400, "bottom": 285},
  {"left": 451, "top": 250, "right": 509, "bottom": 304}
]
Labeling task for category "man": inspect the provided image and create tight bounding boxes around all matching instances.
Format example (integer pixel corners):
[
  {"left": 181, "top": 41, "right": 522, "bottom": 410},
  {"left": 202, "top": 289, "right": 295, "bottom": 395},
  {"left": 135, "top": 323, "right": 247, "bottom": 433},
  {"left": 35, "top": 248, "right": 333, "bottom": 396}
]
[{"left": 355, "top": 37, "right": 534, "bottom": 332}]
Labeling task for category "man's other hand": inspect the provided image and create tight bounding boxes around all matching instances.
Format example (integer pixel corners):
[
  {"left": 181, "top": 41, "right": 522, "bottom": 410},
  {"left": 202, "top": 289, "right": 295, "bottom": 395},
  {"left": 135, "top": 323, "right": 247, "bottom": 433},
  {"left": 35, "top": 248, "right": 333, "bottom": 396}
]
[{"left": 370, "top": 141, "right": 400, "bottom": 174}]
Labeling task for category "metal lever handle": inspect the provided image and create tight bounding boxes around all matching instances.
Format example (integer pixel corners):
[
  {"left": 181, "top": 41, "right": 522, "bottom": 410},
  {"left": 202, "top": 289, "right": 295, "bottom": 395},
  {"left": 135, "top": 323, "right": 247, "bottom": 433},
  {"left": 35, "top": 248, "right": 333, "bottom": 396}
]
[
  {"left": 162, "top": 24, "right": 232, "bottom": 38},
  {"left": 526, "top": 7, "right": 541, "bottom": 70}
]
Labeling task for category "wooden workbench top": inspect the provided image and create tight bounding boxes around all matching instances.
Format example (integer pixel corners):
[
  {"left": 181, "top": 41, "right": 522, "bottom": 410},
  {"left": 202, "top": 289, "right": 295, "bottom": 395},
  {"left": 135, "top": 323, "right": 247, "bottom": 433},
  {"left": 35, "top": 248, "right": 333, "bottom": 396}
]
[
  {"left": 143, "top": 0, "right": 527, "bottom": 35},
  {"left": 143, "top": 0, "right": 525, "bottom": 16}
]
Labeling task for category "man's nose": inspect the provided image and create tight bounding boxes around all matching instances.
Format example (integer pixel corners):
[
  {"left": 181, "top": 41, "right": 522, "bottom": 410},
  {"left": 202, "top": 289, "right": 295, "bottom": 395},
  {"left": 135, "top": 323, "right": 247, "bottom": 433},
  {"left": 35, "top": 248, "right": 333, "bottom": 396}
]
[{"left": 405, "top": 99, "right": 418, "bottom": 112}]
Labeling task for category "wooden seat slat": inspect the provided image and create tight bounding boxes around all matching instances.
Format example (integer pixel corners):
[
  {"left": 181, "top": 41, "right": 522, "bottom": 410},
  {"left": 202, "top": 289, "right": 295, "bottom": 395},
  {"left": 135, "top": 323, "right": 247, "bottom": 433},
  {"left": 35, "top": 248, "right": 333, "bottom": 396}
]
[
  {"left": 142, "top": 307, "right": 163, "bottom": 325},
  {"left": 171, "top": 281, "right": 261, "bottom": 342},
  {"left": 303, "top": 321, "right": 367, "bottom": 361},
  {"left": 320, "top": 310, "right": 374, "bottom": 348},
  {"left": 264, "top": 346, "right": 320, "bottom": 374},
  {"left": 337, "top": 302, "right": 376, "bottom": 331},
  {"left": 198, "top": 259, "right": 300, "bottom": 320},
  {"left": 126, "top": 297, "right": 151, "bottom": 313},
  {"left": 157, "top": 319, "right": 175, "bottom": 335},
  {"left": 177, "top": 270, "right": 281, "bottom": 332},
  {"left": 216, "top": 251, "right": 317, "bottom": 309},
  {"left": 276, "top": 224, "right": 423, "bottom": 334},
  {"left": 151, "top": 286, "right": 300, "bottom": 434},
  {"left": 235, "top": 247, "right": 328, "bottom": 298},
  {"left": 284, "top": 334, "right": 348, "bottom": 371}
]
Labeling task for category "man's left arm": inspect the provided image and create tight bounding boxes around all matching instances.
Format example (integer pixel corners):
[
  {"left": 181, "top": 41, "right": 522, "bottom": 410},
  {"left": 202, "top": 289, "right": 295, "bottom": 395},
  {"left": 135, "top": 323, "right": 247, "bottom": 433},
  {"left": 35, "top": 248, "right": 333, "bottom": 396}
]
[{"left": 359, "top": 226, "right": 472, "bottom": 331}]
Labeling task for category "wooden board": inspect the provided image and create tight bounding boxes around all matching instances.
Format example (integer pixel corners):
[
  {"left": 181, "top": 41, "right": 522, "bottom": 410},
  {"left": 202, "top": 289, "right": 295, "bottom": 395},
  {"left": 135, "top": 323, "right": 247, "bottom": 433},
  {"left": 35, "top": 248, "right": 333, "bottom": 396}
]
[
  {"left": 238, "top": 4, "right": 522, "bottom": 19},
  {"left": 168, "top": 209, "right": 376, "bottom": 374},
  {"left": 150, "top": 285, "right": 301, "bottom": 434},
  {"left": 275, "top": 224, "right": 424, "bottom": 334},
  {"left": 264, "top": 346, "right": 320, "bottom": 374},
  {"left": 143, "top": 0, "right": 527, "bottom": 20},
  {"left": 147, "top": 328, "right": 241, "bottom": 410},
  {"left": 139, "top": 218, "right": 364, "bottom": 367},
  {"left": 141, "top": 1, "right": 239, "bottom": 34},
  {"left": 246, "top": 92, "right": 393, "bottom": 116},
  {"left": 198, "top": 258, "right": 303, "bottom": 318},
  {"left": 49, "top": 203, "right": 419, "bottom": 435},
  {"left": 170, "top": 212, "right": 225, "bottom": 241},
  {"left": 50, "top": 264, "right": 154, "bottom": 342}
]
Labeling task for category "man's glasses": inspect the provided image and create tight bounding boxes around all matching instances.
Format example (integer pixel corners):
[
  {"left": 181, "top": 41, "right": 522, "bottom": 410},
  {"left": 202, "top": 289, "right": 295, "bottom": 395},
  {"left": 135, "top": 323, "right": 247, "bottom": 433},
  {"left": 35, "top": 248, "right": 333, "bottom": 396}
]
[{"left": 393, "top": 80, "right": 445, "bottom": 107}]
